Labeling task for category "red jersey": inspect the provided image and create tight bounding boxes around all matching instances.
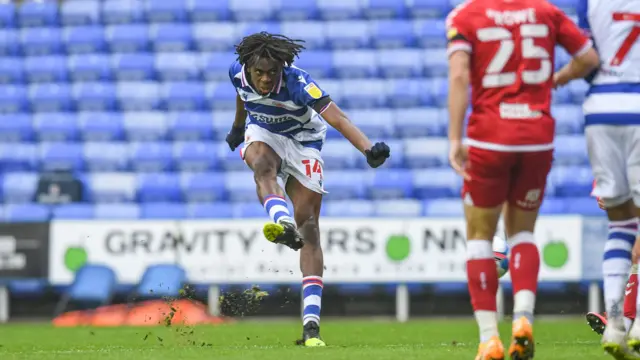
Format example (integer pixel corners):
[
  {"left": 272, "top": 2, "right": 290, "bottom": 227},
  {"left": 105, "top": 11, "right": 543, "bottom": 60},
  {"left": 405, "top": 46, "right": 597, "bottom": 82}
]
[{"left": 446, "top": 0, "right": 591, "bottom": 151}]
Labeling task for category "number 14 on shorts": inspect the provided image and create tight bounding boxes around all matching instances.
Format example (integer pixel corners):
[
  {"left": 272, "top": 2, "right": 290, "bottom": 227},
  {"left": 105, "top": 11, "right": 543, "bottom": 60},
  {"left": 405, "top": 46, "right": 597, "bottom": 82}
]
[{"left": 302, "top": 159, "right": 322, "bottom": 179}]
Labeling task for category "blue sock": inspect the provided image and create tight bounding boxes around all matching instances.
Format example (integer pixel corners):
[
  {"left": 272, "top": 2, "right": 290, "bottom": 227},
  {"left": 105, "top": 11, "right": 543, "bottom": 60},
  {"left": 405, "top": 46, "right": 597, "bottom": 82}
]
[
  {"left": 263, "top": 194, "right": 293, "bottom": 224},
  {"left": 603, "top": 219, "right": 637, "bottom": 327},
  {"left": 302, "top": 276, "right": 323, "bottom": 326}
]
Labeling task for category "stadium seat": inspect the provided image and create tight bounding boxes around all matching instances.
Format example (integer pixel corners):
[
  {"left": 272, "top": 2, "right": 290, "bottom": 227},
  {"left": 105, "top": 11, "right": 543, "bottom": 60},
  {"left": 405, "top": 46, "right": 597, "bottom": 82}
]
[
  {"left": 564, "top": 197, "right": 602, "bottom": 216},
  {"left": 350, "top": 109, "right": 396, "bottom": 139},
  {"left": 173, "top": 141, "right": 218, "bottom": 171},
  {"left": 411, "top": 0, "right": 451, "bottom": 18},
  {"left": 230, "top": 0, "right": 274, "bottom": 21},
  {"left": 193, "top": 23, "right": 238, "bottom": 51},
  {"left": 74, "top": 82, "right": 117, "bottom": 112},
  {"left": 54, "top": 264, "right": 117, "bottom": 316},
  {"left": 83, "top": 142, "right": 130, "bottom": 172},
  {"left": 136, "top": 173, "right": 182, "bottom": 202},
  {"left": 325, "top": 200, "right": 375, "bottom": 217},
  {"left": 29, "top": 83, "right": 73, "bottom": 112},
  {"left": 413, "top": 169, "right": 461, "bottom": 199},
  {"left": 52, "top": 203, "right": 96, "bottom": 219},
  {"left": 332, "top": 50, "right": 376, "bottom": 79},
  {"left": 539, "top": 198, "right": 568, "bottom": 214},
  {"left": 34, "top": 113, "right": 79, "bottom": 142},
  {"left": 146, "top": 0, "right": 188, "bottom": 23},
  {"left": 18, "top": 1, "right": 59, "bottom": 27},
  {"left": 276, "top": 0, "right": 318, "bottom": 21},
  {"left": 294, "top": 51, "right": 333, "bottom": 78},
  {"left": 224, "top": 171, "right": 257, "bottom": 202},
  {"left": 387, "top": 80, "right": 433, "bottom": 108},
  {"left": 117, "top": 83, "right": 160, "bottom": 111},
  {"left": 201, "top": 52, "right": 236, "bottom": 81},
  {"left": 340, "top": 80, "right": 387, "bottom": 108},
  {"left": 372, "top": 21, "right": 415, "bottom": 48},
  {"left": 2, "top": 172, "right": 38, "bottom": 203},
  {"left": 233, "top": 202, "right": 267, "bottom": 218},
  {"left": 156, "top": 52, "right": 199, "bottom": 81},
  {"left": 378, "top": 49, "right": 422, "bottom": 78},
  {"left": 39, "top": 142, "right": 84, "bottom": 171},
  {"left": 188, "top": 203, "right": 234, "bottom": 218},
  {"left": 134, "top": 264, "right": 186, "bottom": 300},
  {"left": 370, "top": 170, "right": 413, "bottom": 199},
  {"left": 130, "top": 142, "right": 173, "bottom": 172},
  {"left": 123, "top": 112, "right": 167, "bottom": 141},
  {"left": 112, "top": 53, "right": 155, "bottom": 81},
  {"left": 60, "top": 0, "right": 100, "bottom": 26},
  {"left": 140, "top": 203, "right": 188, "bottom": 219},
  {"left": 318, "top": 0, "right": 363, "bottom": 20},
  {"left": 216, "top": 141, "right": 246, "bottom": 171},
  {"left": 0, "top": 57, "right": 24, "bottom": 84},
  {"left": 568, "top": 80, "right": 589, "bottom": 104},
  {"left": 322, "top": 139, "right": 359, "bottom": 170},
  {"left": 415, "top": 19, "right": 446, "bottom": 48},
  {"left": 0, "top": 30, "right": 19, "bottom": 56},
  {"left": 162, "top": 82, "right": 206, "bottom": 111},
  {"left": 151, "top": 23, "right": 192, "bottom": 52},
  {"left": 94, "top": 203, "right": 140, "bottom": 218},
  {"left": 0, "top": 144, "right": 38, "bottom": 172},
  {"left": 554, "top": 135, "right": 589, "bottom": 165},
  {"left": 101, "top": 0, "right": 144, "bottom": 24},
  {"left": 395, "top": 108, "right": 443, "bottom": 137},
  {"left": 24, "top": 55, "right": 67, "bottom": 83},
  {"left": 281, "top": 21, "right": 326, "bottom": 50},
  {"left": 85, "top": 172, "right": 136, "bottom": 202},
  {"left": 0, "top": 3, "right": 15, "bottom": 28},
  {"left": 181, "top": 172, "right": 226, "bottom": 202},
  {"left": 423, "top": 48, "right": 448, "bottom": 77},
  {"left": 551, "top": 166, "right": 593, "bottom": 198},
  {"left": 78, "top": 112, "right": 124, "bottom": 141},
  {"left": 325, "top": 21, "right": 370, "bottom": 49},
  {"left": 21, "top": 27, "right": 62, "bottom": 56},
  {"left": 63, "top": 25, "right": 106, "bottom": 54},
  {"left": 205, "top": 82, "right": 236, "bottom": 110},
  {"left": 374, "top": 199, "right": 422, "bottom": 217},
  {"left": 553, "top": 105, "right": 583, "bottom": 135},
  {"left": 0, "top": 114, "right": 34, "bottom": 142},
  {"left": 0, "top": 84, "right": 28, "bottom": 113},
  {"left": 422, "top": 198, "right": 464, "bottom": 217},
  {"left": 68, "top": 54, "right": 112, "bottom": 82},
  {"left": 4, "top": 203, "right": 50, "bottom": 222},
  {"left": 189, "top": 0, "right": 232, "bottom": 22},
  {"left": 364, "top": 0, "right": 408, "bottom": 19},
  {"left": 106, "top": 24, "right": 149, "bottom": 52},
  {"left": 322, "top": 170, "right": 371, "bottom": 200},
  {"left": 404, "top": 137, "right": 448, "bottom": 168},
  {"left": 168, "top": 112, "right": 214, "bottom": 141}
]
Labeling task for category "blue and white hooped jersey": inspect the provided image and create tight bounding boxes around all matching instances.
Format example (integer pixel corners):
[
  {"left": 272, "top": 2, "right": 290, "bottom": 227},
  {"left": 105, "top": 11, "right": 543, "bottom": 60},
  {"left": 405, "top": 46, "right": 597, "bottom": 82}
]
[
  {"left": 229, "top": 61, "right": 328, "bottom": 150},
  {"left": 578, "top": 0, "right": 640, "bottom": 126}
]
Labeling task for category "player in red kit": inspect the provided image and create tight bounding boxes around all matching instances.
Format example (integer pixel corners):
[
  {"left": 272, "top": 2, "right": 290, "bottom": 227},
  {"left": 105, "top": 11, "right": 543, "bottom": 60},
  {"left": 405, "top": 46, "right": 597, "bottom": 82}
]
[{"left": 446, "top": 0, "right": 599, "bottom": 359}]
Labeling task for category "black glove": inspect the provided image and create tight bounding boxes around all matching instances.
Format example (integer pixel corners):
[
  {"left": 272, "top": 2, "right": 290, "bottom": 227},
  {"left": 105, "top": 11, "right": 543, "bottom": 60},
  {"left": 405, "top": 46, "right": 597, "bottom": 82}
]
[
  {"left": 365, "top": 142, "right": 390, "bottom": 168},
  {"left": 225, "top": 125, "right": 245, "bottom": 151}
]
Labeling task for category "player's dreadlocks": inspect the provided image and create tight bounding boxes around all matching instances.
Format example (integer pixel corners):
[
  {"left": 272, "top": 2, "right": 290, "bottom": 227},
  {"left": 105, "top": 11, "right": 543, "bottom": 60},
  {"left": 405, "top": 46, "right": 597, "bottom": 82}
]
[{"left": 235, "top": 32, "right": 306, "bottom": 67}]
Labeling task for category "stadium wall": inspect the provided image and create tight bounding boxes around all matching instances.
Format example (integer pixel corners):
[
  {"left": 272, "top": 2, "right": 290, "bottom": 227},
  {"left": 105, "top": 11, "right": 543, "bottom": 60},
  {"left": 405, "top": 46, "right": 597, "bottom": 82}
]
[{"left": 0, "top": 216, "right": 608, "bottom": 322}]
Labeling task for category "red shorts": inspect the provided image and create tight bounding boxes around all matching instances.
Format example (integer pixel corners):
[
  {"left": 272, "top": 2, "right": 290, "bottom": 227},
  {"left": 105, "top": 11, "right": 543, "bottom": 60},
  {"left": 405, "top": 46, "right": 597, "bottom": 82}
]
[{"left": 461, "top": 147, "right": 554, "bottom": 210}]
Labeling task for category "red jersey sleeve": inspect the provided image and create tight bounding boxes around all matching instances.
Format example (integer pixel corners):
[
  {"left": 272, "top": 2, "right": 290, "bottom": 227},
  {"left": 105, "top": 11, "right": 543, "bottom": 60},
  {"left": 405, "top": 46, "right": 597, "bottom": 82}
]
[
  {"left": 445, "top": 4, "right": 473, "bottom": 57},
  {"left": 553, "top": 5, "right": 592, "bottom": 57}
]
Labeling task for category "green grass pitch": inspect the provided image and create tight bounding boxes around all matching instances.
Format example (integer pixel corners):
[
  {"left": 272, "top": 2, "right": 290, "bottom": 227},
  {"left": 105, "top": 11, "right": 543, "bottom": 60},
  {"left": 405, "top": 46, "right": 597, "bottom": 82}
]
[{"left": 0, "top": 318, "right": 611, "bottom": 359}]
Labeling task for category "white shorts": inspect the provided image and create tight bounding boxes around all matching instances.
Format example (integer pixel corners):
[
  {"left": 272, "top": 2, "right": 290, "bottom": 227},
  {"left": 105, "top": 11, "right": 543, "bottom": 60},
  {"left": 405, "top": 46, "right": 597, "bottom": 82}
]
[
  {"left": 586, "top": 125, "right": 640, "bottom": 207},
  {"left": 240, "top": 124, "right": 327, "bottom": 194}
]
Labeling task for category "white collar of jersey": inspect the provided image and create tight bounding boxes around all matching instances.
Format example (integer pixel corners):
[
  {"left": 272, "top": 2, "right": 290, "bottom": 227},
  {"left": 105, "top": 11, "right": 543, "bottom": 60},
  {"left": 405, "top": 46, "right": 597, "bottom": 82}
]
[{"left": 240, "top": 64, "right": 284, "bottom": 95}]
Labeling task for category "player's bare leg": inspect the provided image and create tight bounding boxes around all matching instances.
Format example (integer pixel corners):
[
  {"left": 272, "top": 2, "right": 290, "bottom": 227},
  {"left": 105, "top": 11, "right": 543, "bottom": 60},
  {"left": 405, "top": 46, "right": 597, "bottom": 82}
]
[
  {"left": 244, "top": 142, "right": 303, "bottom": 250},
  {"left": 286, "top": 176, "right": 325, "bottom": 347},
  {"left": 464, "top": 204, "right": 505, "bottom": 360}
]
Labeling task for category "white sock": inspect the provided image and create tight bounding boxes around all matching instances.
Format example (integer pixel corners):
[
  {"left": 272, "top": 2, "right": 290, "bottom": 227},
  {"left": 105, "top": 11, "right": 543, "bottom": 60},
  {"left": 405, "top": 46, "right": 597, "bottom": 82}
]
[
  {"left": 604, "top": 219, "right": 636, "bottom": 330},
  {"left": 625, "top": 318, "right": 633, "bottom": 333},
  {"left": 513, "top": 290, "right": 536, "bottom": 324},
  {"left": 475, "top": 310, "right": 499, "bottom": 343}
]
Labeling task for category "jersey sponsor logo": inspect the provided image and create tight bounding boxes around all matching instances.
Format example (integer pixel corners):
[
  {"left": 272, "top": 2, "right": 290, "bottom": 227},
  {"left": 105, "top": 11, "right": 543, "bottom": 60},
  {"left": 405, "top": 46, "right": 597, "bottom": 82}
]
[
  {"left": 251, "top": 113, "right": 298, "bottom": 125},
  {"left": 304, "top": 83, "right": 322, "bottom": 99}
]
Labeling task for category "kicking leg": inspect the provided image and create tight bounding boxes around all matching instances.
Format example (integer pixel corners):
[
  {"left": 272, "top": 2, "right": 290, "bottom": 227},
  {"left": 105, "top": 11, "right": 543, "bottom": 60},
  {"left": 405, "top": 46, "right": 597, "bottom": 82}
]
[{"left": 286, "top": 176, "right": 325, "bottom": 347}]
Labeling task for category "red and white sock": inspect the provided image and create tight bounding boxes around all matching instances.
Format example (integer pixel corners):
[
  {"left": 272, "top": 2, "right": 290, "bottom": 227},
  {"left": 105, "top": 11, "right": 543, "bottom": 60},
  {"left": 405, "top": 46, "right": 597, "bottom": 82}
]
[
  {"left": 467, "top": 240, "right": 499, "bottom": 342},
  {"left": 509, "top": 231, "right": 540, "bottom": 325}
]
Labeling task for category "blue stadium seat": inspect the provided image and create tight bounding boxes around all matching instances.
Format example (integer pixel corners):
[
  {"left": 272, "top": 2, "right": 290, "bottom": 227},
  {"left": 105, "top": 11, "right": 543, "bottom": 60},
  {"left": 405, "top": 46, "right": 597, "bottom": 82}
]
[
  {"left": 411, "top": 0, "right": 451, "bottom": 18},
  {"left": 554, "top": 46, "right": 571, "bottom": 71},
  {"left": 83, "top": 142, "right": 129, "bottom": 172},
  {"left": 94, "top": 203, "right": 140, "bottom": 218},
  {"left": 378, "top": 49, "right": 422, "bottom": 78},
  {"left": 151, "top": 23, "right": 192, "bottom": 52},
  {"left": 0, "top": 144, "right": 37, "bottom": 172},
  {"left": 189, "top": 0, "right": 231, "bottom": 22},
  {"left": 539, "top": 197, "right": 568, "bottom": 214},
  {"left": 371, "top": 170, "right": 413, "bottom": 199},
  {"left": 0, "top": 114, "right": 34, "bottom": 142},
  {"left": 85, "top": 173, "right": 136, "bottom": 203},
  {"left": 216, "top": 141, "right": 246, "bottom": 171},
  {"left": 193, "top": 23, "right": 237, "bottom": 51},
  {"left": 232, "top": 202, "right": 265, "bottom": 218},
  {"left": 349, "top": 109, "right": 395, "bottom": 138},
  {"left": 374, "top": 199, "right": 422, "bottom": 217},
  {"left": 209, "top": 111, "right": 233, "bottom": 139},
  {"left": 395, "top": 108, "right": 443, "bottom": 137},
  {"left": 63, "top": 25, "right": 106, "bottom": 54},
  {"left": 3, "top": 172, "right": 38, "bottom": 203},
  {"left": 0, "top": 57, "right": 24, "bottom": 84},
  {"left": 554, "top": 135, "right": 588, "bottom": 165},
  {"left": 364, "top": 0, "right": 408, "bottom": 19},
  {"left": 135, "top": 264, "right": 186, "bottom": 299},
  {"left": 29, "top": 83, "right": 73, "bottom": 112},
  {"left": 404, "top": 137, "right": 448, "bottom": 168},
  {"left": 0, "top": 3, "right": 15, "bottom": 28},
  {"left": 181, "top": 172, "right": 226, "bottom": 202},
  {"left": 188, "top": 203, "right": 234, "bottom": 218},
  {"left": 323, "top": 170, "right": 371, "bottom": 200},
  {"left": 168, "top": 112, "right": 213, "bottom": 141},
  {"left": 423, "top": 198, "right": 464, "bottom": 217},
  {"left": 340, "top": 80, "right": 387, "bottom": 108},
  {"left": 281, "top": 21, "right": 326, "bottom": 50},
  {"left": 106, "top": 24, "right": 149, "bottom": 52},
  {"left": 18, "top": 1, "right": 58, "bottom": 27},
  {"left": 371, "top": 20, "right": 415, "bottom": 48},
  {"left": 146, "top": 0, "right": 188, "bottom": 23},
  {"left": 325, "top": 21, "right": 370, "bottom": 49},
  {"left": 552, "top": 86, "right": 573, "bottom": 104},
  {"left": 112, "top": 53, "right": 155, "bottom": 81},
  {"left": 0, "top": 85, "right": 28, "bottom": 113},
  {"left": 141, "top": 203, "right": 188, "bottom": 219},
  {"left": 136, "top": 173, "right": 182, "bottom": 202},
  {"left": 123, "top": 112, "right": 167, "bottom": 141},
  {"left": 34, "top": 113, "right": 79, "bottom": 142},
  {"left": 231, "top": 0, "right": 274, "bottom": 21},
  {"left": 101, "top": 0, "right": 144, "bottom": 24},
  {"left": 568, "top": 80, "right": 589, "bottom": 104},
  {"left": 60, "top": 0, "right": 100, "bottom": 26},
  {"left": 332, "top": 50, "right": 376, "bottom": 79},
  {"left": 52, "top": 204, "right": 95, "bottom": 219},
  {"left": 325, "top": 200, "right": 375, "bottom": 217},
  {"left": 423, "top": 48, "right": 448, "bottom": 77},
  {"left": 78, "top": 112, "right": 124, "bottom": 141},
  {"left": 387, "top": 80, "right": 433, "bottom": 108},
  {"left": 130, "top": 142, "right": 173, "bottom": 172},
  {"left": 321, "top": 140, "right": 359, "bottom": 169},
  {"left": 4, "top": 203, "right": 50, "bottom": 222},
  {"left": 205, "top": 82, "right": 235, "bottom": 110},
  {"left": 553, "top": 105, "right": 582, "bottom": 135},
  {"left": 174, "top": 141, "right": 218, "bottom": 171},
  {"left": 551, "top": 0, "right": 579, "bottom": 15},
  {"left": 39, "top": 142, "right": 84, "bottom": 171},
  {"left": 413, "top": 168, "right": 461, "bottom": 199},
  {"left": 55, "top": 264, "right": 116, "bottom": 315},
  {"left": 21, "top": 27, "right": 62, "bottom": 55},
  {"left": 0, "top": 30, "right": 19, "bottom": 55},
  {"left": 317, "top": 0, "right": 363, "bottom": 20},
  {"left": 276, "top": 0, "right": 318, "bottom": 21},
  {"left": 416, "top": 19, "right": 446, "bottom": 48},
  {"left": 201, "top": 52, "right": 235, "bottom": 81},
  {"left": 68, "top": 54, "right": 112, "bottom": 82},
  {"left": 24, "top": 55, "right": 67, "bottom": 83},
  {"left": 162, "top": 82, "right": 206, "bottom": 111},
  {"left": 117, "top": 82, "right": 160, "bottom": 111},
  {"left": 73, "top": 82, "right": 117, "bottom": 111},
  {"left": 8, "top": 279, "right": 48, "bottom": 298},
  {"left": 225, "top": 171, "right": 259, "bottom": 202},
  {"left": 295, "top": 51, "right": 333, "bottom": 78},
  {"left": 155, "top": 53, "right": 199, "bottom": 81},
  {"left": 426, "top": 77, "right": 448, "bottom": 106},
  {"left": 551, "top": 166, "right": 593, "bottom": 198},
  {"left": 564, "top": 197, "right": 602, "bottom": 216}
]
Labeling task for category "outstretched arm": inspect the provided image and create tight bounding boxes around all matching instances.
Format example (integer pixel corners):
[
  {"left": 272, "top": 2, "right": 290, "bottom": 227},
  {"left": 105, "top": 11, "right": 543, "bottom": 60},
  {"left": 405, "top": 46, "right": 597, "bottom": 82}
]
[
  {"left": 225, "top": 94, "right": 247, "bottom": 151},
  {"left": 313, "top": 99, "right": 371, "bottom": 154},
  {"left": 233, "top": 93, "right": 248, "bottom": 128}
]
